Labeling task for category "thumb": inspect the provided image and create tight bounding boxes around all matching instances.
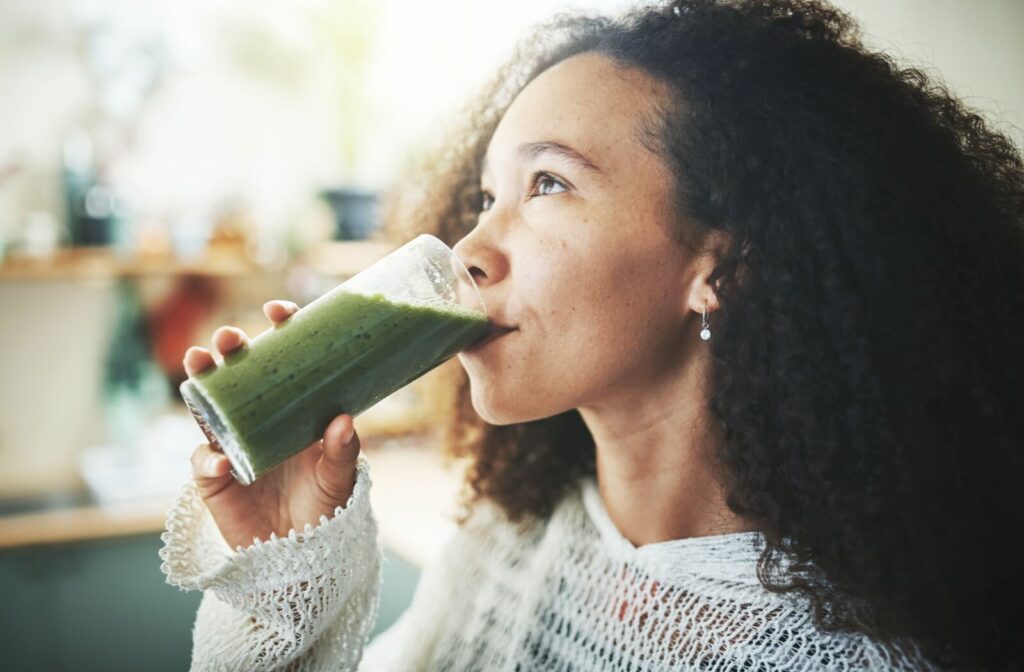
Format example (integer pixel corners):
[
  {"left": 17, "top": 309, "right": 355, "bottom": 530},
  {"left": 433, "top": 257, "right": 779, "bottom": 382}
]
[{"left": 316, "top": 414, "right": 361, "bottom": 502}]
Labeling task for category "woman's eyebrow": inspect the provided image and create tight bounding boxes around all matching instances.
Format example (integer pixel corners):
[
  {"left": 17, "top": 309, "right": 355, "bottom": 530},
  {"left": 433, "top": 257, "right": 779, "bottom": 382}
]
[
  {"left": 516, "top": 140, "right": 603, "bottom": 174},
  {"left": 481, "top": 140, "right": 604, "bottom": 177}
]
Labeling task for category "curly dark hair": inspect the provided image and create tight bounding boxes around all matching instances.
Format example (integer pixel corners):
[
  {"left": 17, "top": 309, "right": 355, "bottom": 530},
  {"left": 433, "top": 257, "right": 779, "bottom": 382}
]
[{"left": 381, "top": 0, "right": 1024, "bottom": 668}]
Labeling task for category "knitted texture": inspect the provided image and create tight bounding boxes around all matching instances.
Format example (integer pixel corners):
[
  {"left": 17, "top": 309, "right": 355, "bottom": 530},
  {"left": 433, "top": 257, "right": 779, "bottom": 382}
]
[
  {"left": 160, "top": 457, "right": 382, "bottom": 671},
  {"left": 161, "top": 461, "right": 937, "bottom": 671}
]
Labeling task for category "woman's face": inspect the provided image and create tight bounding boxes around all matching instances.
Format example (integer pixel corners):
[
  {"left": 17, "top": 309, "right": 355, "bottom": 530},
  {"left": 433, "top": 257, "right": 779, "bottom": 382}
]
[{"left": 454, "top": 52, "right": 708, "bottom": 425}]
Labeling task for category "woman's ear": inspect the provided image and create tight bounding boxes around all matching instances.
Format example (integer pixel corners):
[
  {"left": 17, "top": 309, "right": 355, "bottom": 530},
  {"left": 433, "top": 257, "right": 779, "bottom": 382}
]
[
  {"left": 684, "top": 273, "right": 720, "bottom": 316},
  {"left": 683, "top": 229, "right": 729, "bottom": 316}
]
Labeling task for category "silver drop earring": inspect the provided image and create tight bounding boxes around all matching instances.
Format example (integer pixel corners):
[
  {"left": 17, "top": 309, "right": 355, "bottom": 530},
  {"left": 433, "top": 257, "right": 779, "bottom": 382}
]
[{"left": 700, "top": 303, "right": 712, "bottom": 341}]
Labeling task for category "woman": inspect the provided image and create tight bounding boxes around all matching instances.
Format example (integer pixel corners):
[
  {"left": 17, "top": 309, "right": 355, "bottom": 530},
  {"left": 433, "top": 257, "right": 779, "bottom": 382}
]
[{"left": 161, "top": 1, "right": 1024, "bottom": 669}]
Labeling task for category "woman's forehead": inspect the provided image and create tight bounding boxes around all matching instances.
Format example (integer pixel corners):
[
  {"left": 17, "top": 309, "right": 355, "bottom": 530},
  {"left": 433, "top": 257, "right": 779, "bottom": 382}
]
[{"left": 484, "top": 52, "right": 669, "bottom": 176}]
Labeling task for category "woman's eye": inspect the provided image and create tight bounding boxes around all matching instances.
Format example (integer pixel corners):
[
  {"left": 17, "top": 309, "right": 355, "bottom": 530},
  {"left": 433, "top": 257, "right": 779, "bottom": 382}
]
[
  {"left": 480, "top": 191, "right": 495, "bottom": 212},
  {"left": 531, "top": 172, "right": 568, "bottom": 197}
]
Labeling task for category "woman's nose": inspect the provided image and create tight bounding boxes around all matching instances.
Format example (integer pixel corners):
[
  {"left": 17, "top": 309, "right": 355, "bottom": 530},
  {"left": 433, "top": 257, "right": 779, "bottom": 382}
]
[{"left": 453, "top": 229, "right": 509, "bottom": 288}]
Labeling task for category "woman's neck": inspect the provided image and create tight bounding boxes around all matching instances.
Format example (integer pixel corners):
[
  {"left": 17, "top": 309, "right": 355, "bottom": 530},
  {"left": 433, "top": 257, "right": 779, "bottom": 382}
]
[{"left": 578, "top": 354, "right": 754, "bottom": 546}]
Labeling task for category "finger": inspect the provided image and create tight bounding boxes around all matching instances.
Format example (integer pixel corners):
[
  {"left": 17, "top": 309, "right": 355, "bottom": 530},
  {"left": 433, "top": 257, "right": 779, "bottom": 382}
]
[
  {"left": 211, "top": 326, "right": 250, "bottom": 358},
  {"left": 317, "top": 414, "right": 360, "bottom": 500},
  {"left": 263, "top": 300, "right": 300, "bottom": 325},
  {"left": 183, "top": 346, "right": 216, "bottom": 376},
  {"left": 190, "top": 443, "right": 233, "bottom": 498}
]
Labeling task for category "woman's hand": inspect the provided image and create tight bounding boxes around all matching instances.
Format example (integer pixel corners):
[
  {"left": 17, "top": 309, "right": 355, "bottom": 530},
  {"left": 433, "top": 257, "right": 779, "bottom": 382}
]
[{"left": 183, "top": 300, "right": 362, "bottom": 551}]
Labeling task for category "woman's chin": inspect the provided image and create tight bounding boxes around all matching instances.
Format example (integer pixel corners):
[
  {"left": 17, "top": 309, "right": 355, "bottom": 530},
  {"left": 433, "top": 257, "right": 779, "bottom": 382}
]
[
  {"left": 469, "top": 384, "right": 545, "bottom": 426},
  {"left": 461, "top": 358, "right": 570, "bottom": 425},
  {"left": 471, "top": 396, "right": 521, "bottom": 426}
]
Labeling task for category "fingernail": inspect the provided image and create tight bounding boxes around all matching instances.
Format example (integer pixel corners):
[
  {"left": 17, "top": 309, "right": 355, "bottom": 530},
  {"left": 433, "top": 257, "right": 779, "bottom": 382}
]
[{"left": 205, "top": 455, "right": 222, "bottom": 473}]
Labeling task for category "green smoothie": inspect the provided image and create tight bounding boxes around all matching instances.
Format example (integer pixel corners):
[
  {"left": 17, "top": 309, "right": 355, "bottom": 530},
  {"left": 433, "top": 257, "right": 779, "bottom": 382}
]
[{"left": 180, "top": 290, "right": 488, "bottom": 483}]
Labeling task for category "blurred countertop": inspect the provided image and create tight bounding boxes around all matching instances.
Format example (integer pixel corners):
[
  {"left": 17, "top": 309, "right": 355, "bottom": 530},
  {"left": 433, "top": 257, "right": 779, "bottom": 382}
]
[{"left": 0, "top": 434, "right": 464, "bottom": 569}]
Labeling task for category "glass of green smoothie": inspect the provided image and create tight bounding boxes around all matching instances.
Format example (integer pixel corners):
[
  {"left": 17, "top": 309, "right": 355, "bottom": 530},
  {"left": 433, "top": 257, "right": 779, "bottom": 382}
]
[{"left": 179, "top": 234, "right": 489, "bottom": 485}]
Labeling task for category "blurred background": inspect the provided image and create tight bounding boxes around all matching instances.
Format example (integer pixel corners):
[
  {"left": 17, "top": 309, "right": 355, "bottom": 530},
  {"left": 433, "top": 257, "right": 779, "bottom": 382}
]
[{"left": 0, "top": 0, "right": 1020, "bottom": 669}]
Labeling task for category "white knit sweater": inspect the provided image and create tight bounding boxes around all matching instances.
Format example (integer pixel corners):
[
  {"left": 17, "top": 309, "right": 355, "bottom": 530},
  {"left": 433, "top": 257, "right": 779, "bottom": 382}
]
[{"left": 160, "top": 456, "right": 937, "bottom": 671}]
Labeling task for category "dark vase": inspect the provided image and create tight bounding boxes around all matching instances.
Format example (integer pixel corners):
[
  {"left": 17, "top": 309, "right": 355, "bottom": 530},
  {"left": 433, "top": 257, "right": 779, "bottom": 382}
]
[
  {"left": 321, "top": 188, "right": 378, "bottom": 241},
  {"left": 63, "top": 169, "right": 117, "bottom": 246}
]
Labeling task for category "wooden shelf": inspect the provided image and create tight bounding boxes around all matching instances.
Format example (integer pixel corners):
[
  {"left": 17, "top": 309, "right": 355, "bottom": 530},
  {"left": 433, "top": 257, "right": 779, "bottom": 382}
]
[
  {"left": 0, "top": 246, "right": 259, "bottom": 281},
  {"left": 0, "top": 240, "right": 396, "bottom": 282}
]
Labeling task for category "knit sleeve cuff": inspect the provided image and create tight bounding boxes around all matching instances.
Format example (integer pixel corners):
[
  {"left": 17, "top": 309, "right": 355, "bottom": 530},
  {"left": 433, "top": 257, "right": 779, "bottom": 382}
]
[{"left": 159, "top": 456, "right": 377, "bottom": 594}]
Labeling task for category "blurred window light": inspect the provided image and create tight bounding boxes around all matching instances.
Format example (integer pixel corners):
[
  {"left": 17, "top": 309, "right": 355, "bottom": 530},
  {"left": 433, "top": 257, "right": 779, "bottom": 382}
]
[{"left": 0, "top": 0, "right": 633, "bottom": 240}]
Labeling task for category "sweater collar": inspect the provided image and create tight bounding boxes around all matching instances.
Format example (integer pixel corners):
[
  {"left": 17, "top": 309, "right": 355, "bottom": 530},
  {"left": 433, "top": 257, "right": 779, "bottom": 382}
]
[{"left": 578, "top": 476, "right": 766, "bottom": 585}]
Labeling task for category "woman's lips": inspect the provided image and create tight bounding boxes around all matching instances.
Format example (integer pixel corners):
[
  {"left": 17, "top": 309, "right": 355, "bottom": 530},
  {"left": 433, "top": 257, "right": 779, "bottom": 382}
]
[{"left": 466, "top": 326, "right": 517, "bottom": 353}]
